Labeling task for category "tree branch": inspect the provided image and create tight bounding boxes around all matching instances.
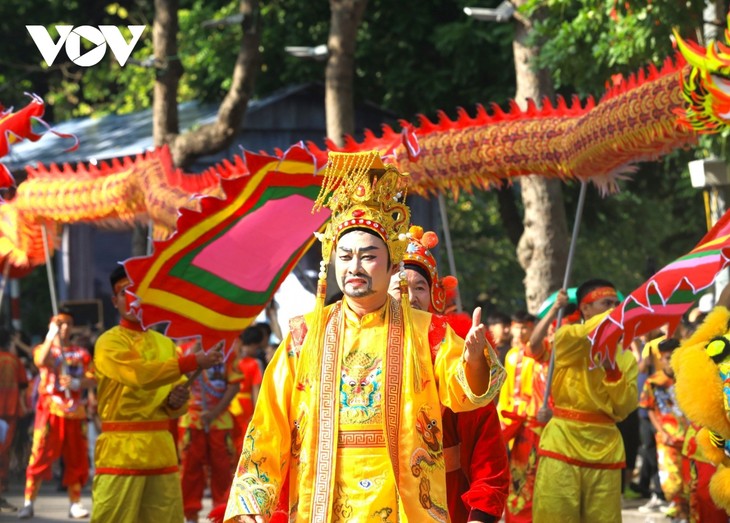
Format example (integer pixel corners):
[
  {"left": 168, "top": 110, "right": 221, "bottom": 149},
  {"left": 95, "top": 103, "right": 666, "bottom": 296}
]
[{"left": 169, "top": 0, "right": 261, "bottom": 168}]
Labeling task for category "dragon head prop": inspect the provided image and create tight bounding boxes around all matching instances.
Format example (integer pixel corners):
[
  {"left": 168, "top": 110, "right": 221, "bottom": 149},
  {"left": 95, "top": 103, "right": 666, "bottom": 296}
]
[
  {"left": 675, "top": 18, "right": 730, "bottom": 133},
  {"left": 673, "top": 307, "right": 730, "bottom": 513}
]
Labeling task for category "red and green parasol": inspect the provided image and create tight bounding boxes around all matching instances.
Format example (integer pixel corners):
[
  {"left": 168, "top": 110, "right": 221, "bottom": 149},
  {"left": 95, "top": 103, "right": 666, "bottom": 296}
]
[
  {"left": 589, "top": 208, "right": 730, "bottom": 364},
  {"left": 124, "top": 145, "right": 328, "bottom": 351}
]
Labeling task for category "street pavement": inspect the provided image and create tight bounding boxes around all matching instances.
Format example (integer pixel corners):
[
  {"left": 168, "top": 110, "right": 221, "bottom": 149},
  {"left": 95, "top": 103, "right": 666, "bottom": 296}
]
[
  {"left": 0, "top": 471, "right": 668, "bottom": 523},
  {"left": 621, "top": 497, "right": 672, "bottom": 523},
  {"left": 0, "top": 472, "right": 213, "bottom": 522},
  {"left": 1, "top": 475, "right": 92, "bottom": 523}
]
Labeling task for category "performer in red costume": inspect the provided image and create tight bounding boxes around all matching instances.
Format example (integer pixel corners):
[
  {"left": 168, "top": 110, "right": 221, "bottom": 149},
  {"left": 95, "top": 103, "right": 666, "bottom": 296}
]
[
  {"left": 20, "top": 308, "right": 95, "bottom": 520},
  {"left": 179, "top": 340, "right": 240, "bottom": 523},
  {"left": 389, "top": 225, "right": 509, "bottom": 523}
]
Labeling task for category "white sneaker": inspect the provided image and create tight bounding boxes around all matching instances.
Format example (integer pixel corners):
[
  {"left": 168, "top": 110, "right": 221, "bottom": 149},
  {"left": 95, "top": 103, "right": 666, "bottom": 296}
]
[
  {"left": 638, "top": 493, "right": 667, "bottom": 513},
  {"left": 17, "top": 502, "right": 33, "bottom": 519},
  {"left": 69, "top": 502, "right": 89, "bottom": 519}
]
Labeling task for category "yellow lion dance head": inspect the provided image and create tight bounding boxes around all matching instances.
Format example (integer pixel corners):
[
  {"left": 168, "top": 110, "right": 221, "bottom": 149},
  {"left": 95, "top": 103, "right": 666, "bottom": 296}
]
[{"left": 674, "top": 306, "right": 730, "bottom": 513}]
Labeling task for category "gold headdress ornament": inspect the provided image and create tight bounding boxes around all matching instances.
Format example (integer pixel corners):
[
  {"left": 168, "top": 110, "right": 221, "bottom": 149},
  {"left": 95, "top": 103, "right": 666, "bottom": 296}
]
[
  {"left": 299, "top": 151, "right": 426, "bottom": 389},
  {"left": 313, "top": 150, "right": 411, "bottom": 275}
]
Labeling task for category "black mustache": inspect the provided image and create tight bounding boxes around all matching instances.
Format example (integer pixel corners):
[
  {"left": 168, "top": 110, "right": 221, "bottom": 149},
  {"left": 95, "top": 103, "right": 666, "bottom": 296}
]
[{"left": 342, "top": 273, "right": 371, "bottom": 284}]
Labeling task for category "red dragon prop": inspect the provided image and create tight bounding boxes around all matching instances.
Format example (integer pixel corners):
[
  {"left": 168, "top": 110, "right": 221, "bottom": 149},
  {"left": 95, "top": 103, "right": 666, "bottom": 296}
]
[
  {"left": 0, "top": 23, "right": 726, "bottom": 306},
  {"left": 0, "top": 94, "right": 78, "bottom": 276},
  {"left": 0, "top": 53, "right": 696, "bottom": 273}
]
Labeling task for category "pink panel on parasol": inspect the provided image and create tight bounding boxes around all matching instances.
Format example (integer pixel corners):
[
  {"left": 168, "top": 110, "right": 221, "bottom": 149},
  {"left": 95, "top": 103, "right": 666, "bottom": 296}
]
[{"left": 191, "top": 194, "right": 323, "bottom": 292}]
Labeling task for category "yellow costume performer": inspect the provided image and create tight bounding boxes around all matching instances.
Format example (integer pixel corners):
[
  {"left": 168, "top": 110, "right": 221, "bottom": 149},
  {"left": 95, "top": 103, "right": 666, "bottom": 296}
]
[
  {"left": 91, "top": 269, "right": 200, "bottom": 523},
  {"left": 498, "top": 343, "right": 547, "bottom": 522},
  {"left": 533, "top": 283, "right": 638, "bottom": 523},
  {"left": 224, "top": 151, "right": 505, "bottom": 523}
]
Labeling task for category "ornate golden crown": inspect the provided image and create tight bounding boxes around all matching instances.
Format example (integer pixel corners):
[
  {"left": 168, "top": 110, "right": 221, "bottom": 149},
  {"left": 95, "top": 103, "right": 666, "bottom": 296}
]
[{"left": 313, "top": 151, "right": 411, "bottom": 269}]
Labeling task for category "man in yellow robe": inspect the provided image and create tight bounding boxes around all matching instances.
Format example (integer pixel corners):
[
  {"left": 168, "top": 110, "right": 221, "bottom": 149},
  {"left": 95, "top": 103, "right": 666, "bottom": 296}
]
[
  {"left": 90, "top": 266, "right": 223, "bottom": 523},
  {"left": 224, "top": 151, "right": 506, "bottom": 523},
  {"left": 533, "top": 279, "right": 638, "bottom": 522}
]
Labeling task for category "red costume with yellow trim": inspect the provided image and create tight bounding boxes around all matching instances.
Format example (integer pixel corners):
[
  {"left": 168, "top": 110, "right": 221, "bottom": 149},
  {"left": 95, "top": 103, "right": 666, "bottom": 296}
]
[
  {"left": 681, "top": 422, "right": 727, "bottom": 522},
  {"left": 179, "top": 343, "right": 241, "bottom": 521},
  {"left": 24, "top": 329, "right": 93, "bottom": 504},
  {"left": 406, "top": 226, "right": 509, "bottom": 523}
]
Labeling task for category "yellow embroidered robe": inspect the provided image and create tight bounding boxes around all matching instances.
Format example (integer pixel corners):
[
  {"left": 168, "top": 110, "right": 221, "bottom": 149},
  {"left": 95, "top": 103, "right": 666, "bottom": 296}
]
[{"left": 225, "top": 296, "right": 505, "bottom": 523}]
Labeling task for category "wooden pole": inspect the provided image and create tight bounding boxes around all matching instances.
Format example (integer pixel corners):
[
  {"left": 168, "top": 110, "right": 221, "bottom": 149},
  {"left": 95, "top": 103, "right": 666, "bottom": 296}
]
[{"left": 538, "top": 181, "right": 588, "bottom": 422}]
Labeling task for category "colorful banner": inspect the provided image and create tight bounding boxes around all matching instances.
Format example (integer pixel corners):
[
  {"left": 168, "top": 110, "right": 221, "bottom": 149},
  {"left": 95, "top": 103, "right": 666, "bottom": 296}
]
[
  {"left": 124, "top": 145, "right": 328, "bottom": 351},
  {"left": 589, "top": 208, "right": 730, "bottom": 364}
]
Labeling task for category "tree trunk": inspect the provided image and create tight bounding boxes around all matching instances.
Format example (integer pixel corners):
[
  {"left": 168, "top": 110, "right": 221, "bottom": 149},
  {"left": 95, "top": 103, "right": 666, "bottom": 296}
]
[
  {"left": 170, "top": 0, "right": 261, "bottom": 167},
  {"left": 152, "top": 0, "right": 261, "bottom": 168},
  {"left": 326, "top": 0, "right": 368, "bottom": 146},
  {"left": 135, "top": 0, "right": 182, "bottom": 257},
  {"left": 511, "top": 0, "right": 570, "bottom": 314},
  {"left": 152, "top": 0, "right": 182, "bottom": 147},
  {"left": 496, "top": 186, "right": 524, "bottom": 246}
]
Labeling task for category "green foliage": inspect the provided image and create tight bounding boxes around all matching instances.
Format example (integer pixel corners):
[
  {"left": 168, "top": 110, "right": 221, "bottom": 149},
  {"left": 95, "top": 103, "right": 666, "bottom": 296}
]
[
  {"left": 0, "top": 0, "right": 719, "bottom": 321},
  {"left": 0, "top": 0, "right": 155, "bottom": 120},
  {"left": 444, "top": 189, "right": 525, "bottom": 313},
  {"left": 524, "top": 0, "right": 705, "bottom": 97},
  {"left": 1, "top": 0, "right": 517, "bottom": 121},
  {"left": 251, "top": 0, "right": 516, "bottom": 119},
  {"left": 354, "top": 0, "right": 516, "bottom": 118}
]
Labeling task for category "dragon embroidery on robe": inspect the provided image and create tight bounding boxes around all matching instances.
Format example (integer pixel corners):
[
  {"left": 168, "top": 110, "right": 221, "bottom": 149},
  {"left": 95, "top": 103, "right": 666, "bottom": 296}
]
[{"left": 411, "top": 405, "right": 448, "bottom": 522}]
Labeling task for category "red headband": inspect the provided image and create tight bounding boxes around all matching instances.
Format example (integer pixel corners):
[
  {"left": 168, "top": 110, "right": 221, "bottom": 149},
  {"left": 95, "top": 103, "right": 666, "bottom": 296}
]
[{"left": 580, "top": 286, "right": 617, "bottom": 306}]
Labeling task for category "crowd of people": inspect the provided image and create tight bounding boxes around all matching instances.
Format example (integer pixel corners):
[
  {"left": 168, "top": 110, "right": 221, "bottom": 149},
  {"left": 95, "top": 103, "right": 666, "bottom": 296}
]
[
  {"left": 0, "top": 279, "right": 276, "bottom": 522},
  {"left": 489, "top": 292, "right": 725, "bottom": 522},
  {"left": 0, "top": 149, "right": 727, "bottom": 523}
]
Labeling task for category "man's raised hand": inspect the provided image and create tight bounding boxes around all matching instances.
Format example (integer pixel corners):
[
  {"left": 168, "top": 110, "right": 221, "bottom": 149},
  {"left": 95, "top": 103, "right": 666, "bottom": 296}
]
[{"left": 463, "top": 307, "right": 490, "bottom": 364}]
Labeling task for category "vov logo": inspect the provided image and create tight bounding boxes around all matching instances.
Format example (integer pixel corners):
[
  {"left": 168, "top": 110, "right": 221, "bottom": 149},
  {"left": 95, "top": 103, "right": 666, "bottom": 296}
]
[{"left": 26, "top": 25, "right": 146, "bottom": 67}]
